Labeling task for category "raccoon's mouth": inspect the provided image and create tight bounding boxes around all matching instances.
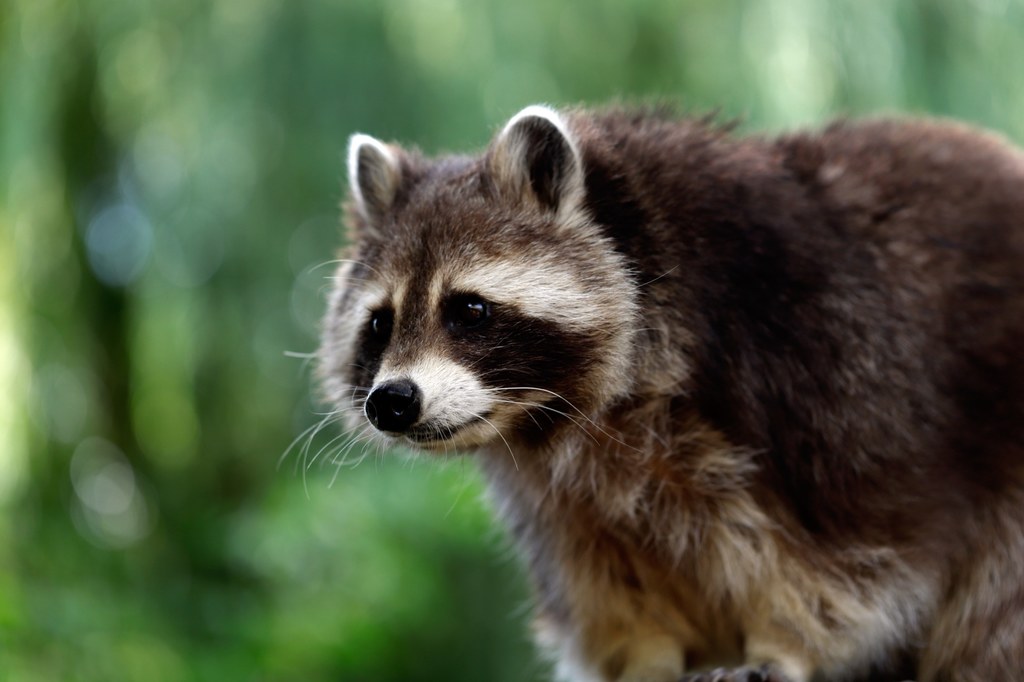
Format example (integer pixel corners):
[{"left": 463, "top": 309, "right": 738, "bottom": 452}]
[{"left": 404, "top": 414, "right": 489, "bottom": 446}]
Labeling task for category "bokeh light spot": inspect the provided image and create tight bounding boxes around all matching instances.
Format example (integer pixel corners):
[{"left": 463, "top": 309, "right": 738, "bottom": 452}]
[
  {"left": 69, "top": 438, "right": 154, "bottom": 548},
  {"left": 132, "top": 127, "right": 187, "bottom": 204},
  {"left": 85, "top": 202, "right": 153, "bottom": 287}
]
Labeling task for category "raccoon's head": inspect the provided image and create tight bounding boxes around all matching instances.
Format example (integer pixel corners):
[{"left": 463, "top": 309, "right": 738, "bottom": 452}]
[{"left": 318, "top": 105, "right": 639, "bottom": 452}]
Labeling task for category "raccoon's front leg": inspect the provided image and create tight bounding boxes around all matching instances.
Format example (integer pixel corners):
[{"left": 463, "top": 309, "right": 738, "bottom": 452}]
[
  {"left": 612, "top": 631, "right": 688, "bottom": 682},
  {"left": 918, "top": 563, "right": 1024, "bottom": 679},
  {"left": 679, "top": 665, "right": 791, "bottom": 682},
  {"left": 915, "top": 493, "right": 1024, "bottom": 681},
  {"left": 537, "top": 613, "right": 687, "bottom": 682}
]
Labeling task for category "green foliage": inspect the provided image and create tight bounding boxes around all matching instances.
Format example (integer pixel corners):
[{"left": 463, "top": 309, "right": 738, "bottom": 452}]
[{"left": 1, "top": 0, "right": 1022, "bottom": 680}]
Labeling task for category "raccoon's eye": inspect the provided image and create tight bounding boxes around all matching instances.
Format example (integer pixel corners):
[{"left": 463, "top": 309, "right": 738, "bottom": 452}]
[
  {"left": 369, "top": 308, "right": 393, "bottom": 342},
  {"left": 444, "top": 294, "right": 490, "bottom": 333}
]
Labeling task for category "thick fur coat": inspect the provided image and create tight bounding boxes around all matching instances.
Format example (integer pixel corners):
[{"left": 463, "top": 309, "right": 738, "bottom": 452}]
[{"left": 318, "top": 105, "right": 1024, "bottom": 681}]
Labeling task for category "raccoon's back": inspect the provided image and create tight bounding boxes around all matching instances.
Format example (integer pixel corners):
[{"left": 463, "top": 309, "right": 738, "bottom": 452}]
[
  {"left": 611, "top": 114, "right": 1024, "bottom": 539},
  {"left": 792, "top": 118, "right": 1024, "bottom": 450}
]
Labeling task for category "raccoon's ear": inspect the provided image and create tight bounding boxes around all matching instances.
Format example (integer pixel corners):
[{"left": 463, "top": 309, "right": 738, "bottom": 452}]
[
  {"left": 488, "top": 105, "right": 584, "bottom": 214},
  {"left": 347, "top": 133, "right": 403, "bottom": 227}
]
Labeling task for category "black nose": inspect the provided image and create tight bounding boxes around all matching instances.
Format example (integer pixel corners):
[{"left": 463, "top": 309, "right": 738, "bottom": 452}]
[{"left": 365, "top": 380, "right": 422, "bottom": 433}]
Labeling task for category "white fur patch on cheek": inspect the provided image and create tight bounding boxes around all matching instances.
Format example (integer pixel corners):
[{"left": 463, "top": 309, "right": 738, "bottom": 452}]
[
  {"left": 375, "top": 355, "right": 493, "bottom": 428},
  {"left": 322, "top": 280, "right": 388, "bottom": 420},
  {"left": 334, "top": 285, "right": 387, "bottom": 356}
]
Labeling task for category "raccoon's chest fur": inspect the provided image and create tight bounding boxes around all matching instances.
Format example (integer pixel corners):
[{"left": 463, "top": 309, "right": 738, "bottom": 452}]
[
  {"left": 321, "top": 104, "right": 1024, "bottom": 682},
  {"left": 480, "top": 400, "right": 934, "bottom": 682}
]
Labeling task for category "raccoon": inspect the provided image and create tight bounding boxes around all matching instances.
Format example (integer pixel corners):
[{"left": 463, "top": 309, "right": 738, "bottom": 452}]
[{"left": 318, "top": 104, "right": 1024, "bottom": 682}]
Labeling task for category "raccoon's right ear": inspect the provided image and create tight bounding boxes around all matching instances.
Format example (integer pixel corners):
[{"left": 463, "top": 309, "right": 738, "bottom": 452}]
[
  {"left": 347, "top": 133, "right": 403, "bottom": 230},
  {"left": 488, "top": 105, "right": 584, "bottom": 216}
]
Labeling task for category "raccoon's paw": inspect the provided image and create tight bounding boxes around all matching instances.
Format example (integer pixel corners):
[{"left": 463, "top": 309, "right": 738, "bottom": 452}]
[{"left": 679, "top": 664, "right": 791, "bottom": 682}]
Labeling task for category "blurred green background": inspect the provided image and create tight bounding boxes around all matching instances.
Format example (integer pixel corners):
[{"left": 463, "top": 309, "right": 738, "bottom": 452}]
[{"left": 2, "top": 1, "right": 1023, "bottom": 680}]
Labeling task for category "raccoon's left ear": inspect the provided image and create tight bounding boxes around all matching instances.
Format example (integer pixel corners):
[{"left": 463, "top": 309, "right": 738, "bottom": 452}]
[
  {"left": 347, "top": 133, "right": 404, "bottom": 230},
  {"left": 488, "top": 105, "right": 585, "bottom": 215}
]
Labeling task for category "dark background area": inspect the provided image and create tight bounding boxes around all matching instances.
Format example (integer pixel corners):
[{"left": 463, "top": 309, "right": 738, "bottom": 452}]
[{"left": 2, "top": 1, "right": 1023, "bottom": 680}]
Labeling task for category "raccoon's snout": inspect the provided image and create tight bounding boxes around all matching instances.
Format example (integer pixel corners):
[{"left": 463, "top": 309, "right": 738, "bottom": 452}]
[{"left": 365, "top": 380, "right": 422, "bottom": 433}]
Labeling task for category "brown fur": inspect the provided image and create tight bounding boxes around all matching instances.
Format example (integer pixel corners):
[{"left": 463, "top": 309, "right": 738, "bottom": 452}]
[{"left": 319, "top": 105, "right": 1024, "bottom": 681}]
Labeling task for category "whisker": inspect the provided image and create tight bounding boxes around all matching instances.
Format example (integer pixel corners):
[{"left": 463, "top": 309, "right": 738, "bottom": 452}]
[
  {"left": 638, "top": 265, "right": 679, "bottom": 288},
  {"left": 306, "top": 429, "right": 353, "bottom": 471},
  {"left": 487, "top": 397, "right": 545, "bottom": 431},
  {"left": 278, "top": 410, "right": 341, "bottom": 472},
  {"left": 485, "top": 396, "right": 600, "bottom": 446},
  {"left": 443, "top": 456, "right": 473, "bottom": 519},
  {"left": 298, "top": 408, "right": 347, "bottom": 479},
  {"left": 309, "top": 258, "right": 385, "bottom": 279},
  {"left": 486, "top": 385, "right": 642, "bottom": 453},
  {"left": 452, "top": 406, "right": 518, "bottom": 471},
  {"left": 328, "top": 426, "right": 378, "bottom": 487}
]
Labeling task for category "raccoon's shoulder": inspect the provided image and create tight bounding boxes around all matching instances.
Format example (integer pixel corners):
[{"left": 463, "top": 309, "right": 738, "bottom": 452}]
[
  {"left": 562, "top": 108, "right": 1024, "bottom": 257},
  {"left": 565, "top": 105, "right": 748, "bottom": 183},
  {"left": 566, "top": 107, "right": 1024, "bottom": 192}
]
